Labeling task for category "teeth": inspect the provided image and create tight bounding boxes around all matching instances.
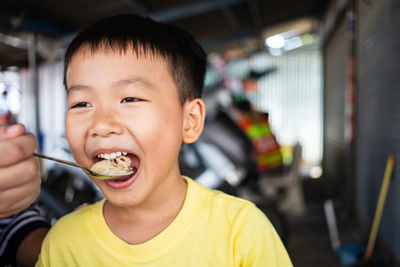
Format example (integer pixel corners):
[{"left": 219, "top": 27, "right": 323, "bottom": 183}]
[{"left": 97, "top": 152, "right": 128, "bottom": 159}]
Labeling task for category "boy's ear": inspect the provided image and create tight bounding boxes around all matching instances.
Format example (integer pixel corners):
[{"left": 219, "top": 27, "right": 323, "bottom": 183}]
[{"left": 182, "top": 98, "right": 206, "bottom": 144}]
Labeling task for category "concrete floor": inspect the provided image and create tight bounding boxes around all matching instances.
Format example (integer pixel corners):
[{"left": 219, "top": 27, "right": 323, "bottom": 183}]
[
  {"left": 286, "top": 201, "right": 342, "bottom": 267},
  {"left": 282, "top": 177, "right": 400, "bottom": 267},
  {"left": 283, "top": 177, "right": 367, "bottom": 267}
]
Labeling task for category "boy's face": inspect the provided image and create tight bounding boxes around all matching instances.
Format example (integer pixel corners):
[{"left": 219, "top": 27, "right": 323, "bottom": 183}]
[{"left": 65, "top": 48, "right": 187, "bottom": 208}]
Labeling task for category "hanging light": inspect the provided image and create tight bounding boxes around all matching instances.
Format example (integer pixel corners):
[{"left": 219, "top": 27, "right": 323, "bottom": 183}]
[{"left": 265, "top": 34, "right": 285, "bottom": 49}]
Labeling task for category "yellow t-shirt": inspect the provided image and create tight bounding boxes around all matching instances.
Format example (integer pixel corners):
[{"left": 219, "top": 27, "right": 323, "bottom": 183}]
[{"left": 36, "top": 177, "right": 292, "bottom": 266}]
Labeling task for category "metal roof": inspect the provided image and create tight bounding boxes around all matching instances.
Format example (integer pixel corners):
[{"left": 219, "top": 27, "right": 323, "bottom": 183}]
[{"left": 0, "top": 0, "right": 329, "bottom": 67}]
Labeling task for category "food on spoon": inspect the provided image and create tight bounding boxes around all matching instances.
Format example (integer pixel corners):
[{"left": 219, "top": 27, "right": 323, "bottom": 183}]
[{"left": 90, "top": 155, "right": 134, "bottom": 176}]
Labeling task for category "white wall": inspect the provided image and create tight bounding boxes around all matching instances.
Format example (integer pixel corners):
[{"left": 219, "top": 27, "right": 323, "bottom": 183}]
[{"left": 19, "top": 61, "right": 67, "bottom": 157}]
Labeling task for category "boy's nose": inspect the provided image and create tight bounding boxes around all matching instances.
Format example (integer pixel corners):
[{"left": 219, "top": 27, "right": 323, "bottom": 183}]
[{"left": 89, "top": 109, "right": 123, "bottom": 138}]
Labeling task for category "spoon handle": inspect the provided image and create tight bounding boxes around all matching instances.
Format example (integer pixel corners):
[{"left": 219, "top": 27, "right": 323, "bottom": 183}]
[{"left": 33, "top": 152, "right": 91, "bottom": 172}]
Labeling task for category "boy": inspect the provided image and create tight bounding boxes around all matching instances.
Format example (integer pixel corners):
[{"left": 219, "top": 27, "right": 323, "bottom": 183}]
[{"left": 36, "top": 14, "right": 292, "bottom": 266}]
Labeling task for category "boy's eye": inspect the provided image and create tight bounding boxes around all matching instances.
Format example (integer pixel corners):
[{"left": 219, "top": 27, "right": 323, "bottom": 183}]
[
  {"left": 71, "top": 102, "right": 91, "bottom": 108},
  {"left": 121, "top": 97, "right": 142, "bottom": 103}
]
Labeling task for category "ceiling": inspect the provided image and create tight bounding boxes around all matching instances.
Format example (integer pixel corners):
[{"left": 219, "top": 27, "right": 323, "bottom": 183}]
[{"left": 0, "top": 0, "right": 329, "bottom": 67}]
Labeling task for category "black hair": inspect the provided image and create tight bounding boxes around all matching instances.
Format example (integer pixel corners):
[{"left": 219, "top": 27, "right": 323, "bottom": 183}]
[{"left": 64, "top": 14, "right": 207, "bottom": 105}]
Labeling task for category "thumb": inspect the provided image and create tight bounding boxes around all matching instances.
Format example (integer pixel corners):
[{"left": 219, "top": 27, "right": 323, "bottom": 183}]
[{"left": 0, "top": 124, "right": 25, "bottom": 140}]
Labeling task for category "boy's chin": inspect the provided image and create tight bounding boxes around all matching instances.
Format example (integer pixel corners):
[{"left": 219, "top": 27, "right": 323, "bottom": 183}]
[{"left": 104, "top": 193, "right": 145, "bottom": 209}]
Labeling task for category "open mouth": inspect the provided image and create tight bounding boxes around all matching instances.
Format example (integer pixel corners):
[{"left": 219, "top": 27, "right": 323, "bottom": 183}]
[
  {"left": 106, "top": 171, "right": 135, "bottom": 183},
  {"left": 91, "top": 152, "right": 141, "bottom": 188}
]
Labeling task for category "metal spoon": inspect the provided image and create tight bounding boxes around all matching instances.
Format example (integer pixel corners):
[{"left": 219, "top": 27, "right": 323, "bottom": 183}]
[{"left": 33, "top": 152, "right": 134, "bottom": 180}]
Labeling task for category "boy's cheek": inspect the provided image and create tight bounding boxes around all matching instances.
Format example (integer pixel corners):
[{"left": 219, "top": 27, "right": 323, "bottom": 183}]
[
  {"left": 65, "top": 117, "right": 74, "bottom": 144},
  {"left": 68, "top": 141, "right": 86, "bottom": 166},
  {"left": 65, "top": 118, "right": 83, "bottom": 159}
]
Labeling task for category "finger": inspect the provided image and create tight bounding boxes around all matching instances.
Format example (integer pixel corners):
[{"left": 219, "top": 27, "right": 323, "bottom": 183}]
[
  {"left": 0, "top": 176, "right": 41, "bottom": 218},
  {"left": 0, "top": 124, "right": 25, "bottom": 140},
  {"left": 0, "top": 133, "right": 38, "bottom": 167},
  {"left": 0, "top": 189, "right": 40, "bottom": 218},
  {"left": 0, "top": 192, "right": 40, "bottom": 218},
  {"left": 0, "top": 157, "right": 40, "bottom": 190}
]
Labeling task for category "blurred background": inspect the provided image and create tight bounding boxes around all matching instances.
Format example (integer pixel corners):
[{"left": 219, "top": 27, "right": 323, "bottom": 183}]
[{"left": 0, "top": 0, "right": 399, "bottom": 266}]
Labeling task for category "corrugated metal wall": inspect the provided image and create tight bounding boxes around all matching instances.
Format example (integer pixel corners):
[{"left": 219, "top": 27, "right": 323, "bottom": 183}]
[
  {"left": 253, "top": 48, "right": 323, "bottom": 166},
  {"left": 226, "top": 47, "right": 323, "bottom": 166},
  {"left": 355, "top": 0, "right": 400, "bottom": 259},
  {"left": 323, "top": 17, "right": 348, "bottom": 197}
]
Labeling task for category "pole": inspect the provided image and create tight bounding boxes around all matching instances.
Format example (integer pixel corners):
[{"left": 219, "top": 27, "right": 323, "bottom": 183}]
[{"left": 363, "top": 154, "right": 395, "bottom": 263}]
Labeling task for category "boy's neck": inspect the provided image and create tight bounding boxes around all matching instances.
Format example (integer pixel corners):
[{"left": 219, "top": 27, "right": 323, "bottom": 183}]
[{"left": 103, "top": 175, "right": 187, "bottom": 245}]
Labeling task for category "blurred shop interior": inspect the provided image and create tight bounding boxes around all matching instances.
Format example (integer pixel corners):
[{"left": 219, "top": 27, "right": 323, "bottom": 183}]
[{"left": 0, "top": 0, "right": 399, "bottom": 266}]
